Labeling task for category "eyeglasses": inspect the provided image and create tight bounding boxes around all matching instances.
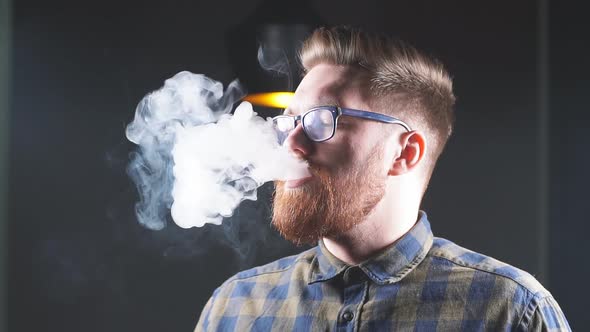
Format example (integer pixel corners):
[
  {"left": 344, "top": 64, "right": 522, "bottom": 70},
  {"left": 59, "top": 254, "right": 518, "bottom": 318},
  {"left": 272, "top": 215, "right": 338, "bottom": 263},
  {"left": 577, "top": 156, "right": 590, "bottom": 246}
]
[{"left": 272, "top": 106, "right": 412, "bottom": 144}]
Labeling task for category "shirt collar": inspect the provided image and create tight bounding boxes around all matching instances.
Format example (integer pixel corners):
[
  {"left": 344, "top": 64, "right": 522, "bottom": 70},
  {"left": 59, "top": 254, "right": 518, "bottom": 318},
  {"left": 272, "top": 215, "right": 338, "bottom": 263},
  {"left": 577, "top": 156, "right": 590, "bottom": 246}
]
[{"left": 308, "top": 211, "right": 433, "bottom": 285}]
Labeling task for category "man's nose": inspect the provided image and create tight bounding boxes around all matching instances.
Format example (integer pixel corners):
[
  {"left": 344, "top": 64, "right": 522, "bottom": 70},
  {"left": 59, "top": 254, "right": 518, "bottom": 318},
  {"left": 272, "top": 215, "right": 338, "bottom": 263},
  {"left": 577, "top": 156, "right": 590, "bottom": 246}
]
[{"left": 283, "top": 123, "right": 313, "bottom": 159}]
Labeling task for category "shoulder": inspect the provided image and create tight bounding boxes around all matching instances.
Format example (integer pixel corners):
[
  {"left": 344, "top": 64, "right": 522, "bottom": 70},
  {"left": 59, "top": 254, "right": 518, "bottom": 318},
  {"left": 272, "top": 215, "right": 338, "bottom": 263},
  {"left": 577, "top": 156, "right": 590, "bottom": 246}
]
[
  {"left": 428, "top": 237, "right": 550, "bottom": 298},
  {"left": 226, "top": 246, "right": 316, "bottom": 282},
  {"left": 211, "top": 246, "right": 317, "bottom": 299},
  {"left": 197, "top": 247, "right": 317, "bottom": 329},
  {"left": 423, "top": 237, "right": 570, "bottom": 330}
]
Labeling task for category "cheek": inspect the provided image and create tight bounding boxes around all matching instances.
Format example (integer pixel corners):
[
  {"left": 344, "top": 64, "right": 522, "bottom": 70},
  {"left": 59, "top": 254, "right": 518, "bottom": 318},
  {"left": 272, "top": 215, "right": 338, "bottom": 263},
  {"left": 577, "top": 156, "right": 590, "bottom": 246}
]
[
  {"left": 325, "top": 140, "right": 357, "bottom": 172},
  {"left": 306, "top": 132, "right": 351, "bottom": 165},
  {"left": 312, "top": 127, "right": 379, "bottom": 173}
]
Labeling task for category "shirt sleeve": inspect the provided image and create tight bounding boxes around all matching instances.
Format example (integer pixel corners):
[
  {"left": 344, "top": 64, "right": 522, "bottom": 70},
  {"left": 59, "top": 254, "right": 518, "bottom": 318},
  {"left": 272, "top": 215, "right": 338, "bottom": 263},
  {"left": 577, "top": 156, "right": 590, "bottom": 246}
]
[
  {"left": 194, "top": 295, "right": 215, "bottom": 332},
  {"left": 520, "top": 295, "right": 571, "bottom": 331}
]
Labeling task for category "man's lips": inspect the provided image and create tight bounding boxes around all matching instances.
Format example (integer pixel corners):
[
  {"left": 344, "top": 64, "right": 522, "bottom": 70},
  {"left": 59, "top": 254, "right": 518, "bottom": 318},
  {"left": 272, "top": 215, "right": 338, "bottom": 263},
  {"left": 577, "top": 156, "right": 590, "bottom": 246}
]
[{"left": 284, "top": 176, "right": 313, "bottom": 189}]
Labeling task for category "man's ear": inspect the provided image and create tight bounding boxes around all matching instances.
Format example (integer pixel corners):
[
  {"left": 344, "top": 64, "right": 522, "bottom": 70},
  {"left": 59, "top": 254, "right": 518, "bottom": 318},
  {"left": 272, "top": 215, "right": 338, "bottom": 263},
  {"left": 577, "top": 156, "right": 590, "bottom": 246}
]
[{"left": 388, "top": 131, "right": 426, "bottom": 176}]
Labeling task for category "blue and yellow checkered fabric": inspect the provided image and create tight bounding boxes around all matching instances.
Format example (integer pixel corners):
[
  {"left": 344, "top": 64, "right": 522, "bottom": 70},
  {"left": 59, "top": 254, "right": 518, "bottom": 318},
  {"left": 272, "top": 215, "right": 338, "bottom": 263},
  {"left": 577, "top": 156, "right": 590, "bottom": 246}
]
[{"left": 196, "top": 212, "right": 570, "bottom": 331}]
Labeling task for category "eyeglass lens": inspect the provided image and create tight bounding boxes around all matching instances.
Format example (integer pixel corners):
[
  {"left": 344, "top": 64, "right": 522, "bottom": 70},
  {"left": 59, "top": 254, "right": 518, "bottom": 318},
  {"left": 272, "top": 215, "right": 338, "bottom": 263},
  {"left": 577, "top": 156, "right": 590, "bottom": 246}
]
[
  {"left": 273, "top": 108, "right": 335, "bottom": 144},
  {"left": 274, "top": 116, "right": 294, "bottom": 144},
  {"left": 302, "top": 108, "right": 334, "bottom": 141}
]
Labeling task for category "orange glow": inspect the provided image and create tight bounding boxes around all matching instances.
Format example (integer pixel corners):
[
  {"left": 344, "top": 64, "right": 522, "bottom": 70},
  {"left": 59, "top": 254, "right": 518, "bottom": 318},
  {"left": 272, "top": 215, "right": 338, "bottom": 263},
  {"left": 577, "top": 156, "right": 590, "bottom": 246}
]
[{"left": 243, "top": 92, "right": 294, "bottom": 109}]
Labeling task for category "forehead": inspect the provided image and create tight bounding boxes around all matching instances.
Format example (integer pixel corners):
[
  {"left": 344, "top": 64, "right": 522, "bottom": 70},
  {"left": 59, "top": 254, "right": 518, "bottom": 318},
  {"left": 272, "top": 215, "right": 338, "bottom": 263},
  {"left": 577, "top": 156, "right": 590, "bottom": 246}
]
[{"left": 287, "top": 64, "right": 370, "bottom": 114}]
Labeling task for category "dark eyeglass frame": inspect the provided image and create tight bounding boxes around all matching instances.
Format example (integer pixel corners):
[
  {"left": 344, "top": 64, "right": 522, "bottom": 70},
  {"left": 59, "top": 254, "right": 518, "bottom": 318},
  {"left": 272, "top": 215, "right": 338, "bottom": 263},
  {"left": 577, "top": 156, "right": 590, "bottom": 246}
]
[{"left": 272, "top": 105, "right": 412, "bottom": 143}]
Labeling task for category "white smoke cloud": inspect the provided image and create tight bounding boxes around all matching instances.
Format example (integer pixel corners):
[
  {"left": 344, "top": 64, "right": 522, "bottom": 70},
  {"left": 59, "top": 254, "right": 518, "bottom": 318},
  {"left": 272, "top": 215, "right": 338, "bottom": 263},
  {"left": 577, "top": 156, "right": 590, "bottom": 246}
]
[
  {"left": 257, "top": 44, "right": 294, "bottom": 91},
  {"left": 257, "top": 45, "right": 290, "bottom": 76},
  {"left": 126, "top": 71, "right": 309, "bottom": 230}
]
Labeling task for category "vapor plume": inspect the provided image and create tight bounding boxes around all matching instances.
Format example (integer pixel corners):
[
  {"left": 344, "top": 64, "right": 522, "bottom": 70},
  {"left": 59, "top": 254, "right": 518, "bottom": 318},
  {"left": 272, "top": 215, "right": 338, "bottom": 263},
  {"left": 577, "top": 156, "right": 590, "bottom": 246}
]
[
  {"left": 257, "top": 44, "right": 293, "bottom": 90},
  {"left": 126, "top": 71, "right": 308, "bottom": 230},
  {"left": 257, "top": 45, "right": 290, "bottom": 77}
]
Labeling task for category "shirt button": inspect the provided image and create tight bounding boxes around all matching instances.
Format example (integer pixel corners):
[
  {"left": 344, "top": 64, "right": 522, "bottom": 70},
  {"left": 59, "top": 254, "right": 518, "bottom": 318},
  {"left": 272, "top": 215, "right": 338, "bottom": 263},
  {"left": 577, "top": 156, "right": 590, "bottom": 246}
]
[{"left": 342, "top": 310, "right": 354, "bottom": 322}]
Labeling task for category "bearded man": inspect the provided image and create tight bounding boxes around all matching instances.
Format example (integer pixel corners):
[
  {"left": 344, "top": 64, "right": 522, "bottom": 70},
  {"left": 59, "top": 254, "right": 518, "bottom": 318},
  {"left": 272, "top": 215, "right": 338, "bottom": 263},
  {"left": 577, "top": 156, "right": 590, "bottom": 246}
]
[{"left": 195, "top": 26, "right": 570, "bottom": 331}]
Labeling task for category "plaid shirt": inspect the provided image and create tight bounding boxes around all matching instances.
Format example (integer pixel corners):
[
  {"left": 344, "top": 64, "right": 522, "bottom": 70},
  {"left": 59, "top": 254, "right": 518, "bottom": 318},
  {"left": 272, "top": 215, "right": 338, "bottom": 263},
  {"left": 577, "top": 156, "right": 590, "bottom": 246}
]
[{"left": 196, "top": 212, "right": 570, "bottom": 331}]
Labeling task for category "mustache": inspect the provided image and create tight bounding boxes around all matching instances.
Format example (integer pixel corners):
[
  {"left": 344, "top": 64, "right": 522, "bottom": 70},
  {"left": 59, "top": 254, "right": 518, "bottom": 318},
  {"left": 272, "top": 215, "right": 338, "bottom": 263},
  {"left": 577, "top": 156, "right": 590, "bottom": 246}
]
[{"left": 274, "top": 162, "right": 329, "bottom": 185}]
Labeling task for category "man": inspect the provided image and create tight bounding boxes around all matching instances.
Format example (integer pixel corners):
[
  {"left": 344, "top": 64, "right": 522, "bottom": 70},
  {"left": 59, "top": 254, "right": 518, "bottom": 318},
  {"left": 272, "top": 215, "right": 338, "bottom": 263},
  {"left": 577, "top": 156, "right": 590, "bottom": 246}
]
[{"left": 195, "top": 26, "right": 570, "bottom": 331}]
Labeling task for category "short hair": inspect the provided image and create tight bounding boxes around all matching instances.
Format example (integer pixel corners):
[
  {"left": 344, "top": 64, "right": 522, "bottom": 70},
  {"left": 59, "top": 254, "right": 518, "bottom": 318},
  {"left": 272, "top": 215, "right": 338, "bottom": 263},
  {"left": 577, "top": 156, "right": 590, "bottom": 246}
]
[{"left": 299, "top": 26, "right": 456, "bottom": 190}]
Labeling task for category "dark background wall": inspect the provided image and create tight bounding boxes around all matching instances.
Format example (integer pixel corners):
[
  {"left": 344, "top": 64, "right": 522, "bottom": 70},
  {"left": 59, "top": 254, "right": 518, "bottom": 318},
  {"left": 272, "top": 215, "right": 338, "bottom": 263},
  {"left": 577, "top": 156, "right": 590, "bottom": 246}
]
[
  {"left": 549, "top": 0, "right": 590, "bottom": 329},
  {"left": 3, "top": 0, "right": 588, "bottom": 331}
]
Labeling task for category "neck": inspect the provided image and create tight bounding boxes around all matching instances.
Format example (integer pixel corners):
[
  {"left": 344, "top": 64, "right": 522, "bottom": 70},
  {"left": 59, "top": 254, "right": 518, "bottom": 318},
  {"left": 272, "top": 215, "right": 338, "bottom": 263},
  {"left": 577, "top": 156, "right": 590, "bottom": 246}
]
[{"left": 322, "top": 184, "right": 420, "bottom": 265}]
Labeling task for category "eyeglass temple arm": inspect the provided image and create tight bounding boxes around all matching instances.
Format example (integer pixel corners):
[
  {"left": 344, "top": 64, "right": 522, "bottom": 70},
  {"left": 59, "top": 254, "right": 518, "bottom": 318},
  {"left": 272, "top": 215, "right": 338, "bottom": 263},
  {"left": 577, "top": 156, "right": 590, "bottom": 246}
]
[{"left": 340, "top": 108, "right": 412, "bottom": 132}]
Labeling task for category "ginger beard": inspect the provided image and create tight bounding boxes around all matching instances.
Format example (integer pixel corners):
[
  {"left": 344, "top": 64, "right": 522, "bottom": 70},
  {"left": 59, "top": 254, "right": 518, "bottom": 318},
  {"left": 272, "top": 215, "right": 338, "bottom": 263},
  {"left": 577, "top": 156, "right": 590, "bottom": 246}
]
[{"left": 272, "top": 143, "right": 388, "bottom": 245}]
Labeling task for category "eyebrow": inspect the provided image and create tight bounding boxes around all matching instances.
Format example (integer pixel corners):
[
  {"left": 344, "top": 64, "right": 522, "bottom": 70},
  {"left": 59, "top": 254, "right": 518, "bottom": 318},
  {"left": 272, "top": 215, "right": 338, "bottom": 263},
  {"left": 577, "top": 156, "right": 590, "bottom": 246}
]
[{"left": 283, "top": 96, "right": 340, "bottom": 116}]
